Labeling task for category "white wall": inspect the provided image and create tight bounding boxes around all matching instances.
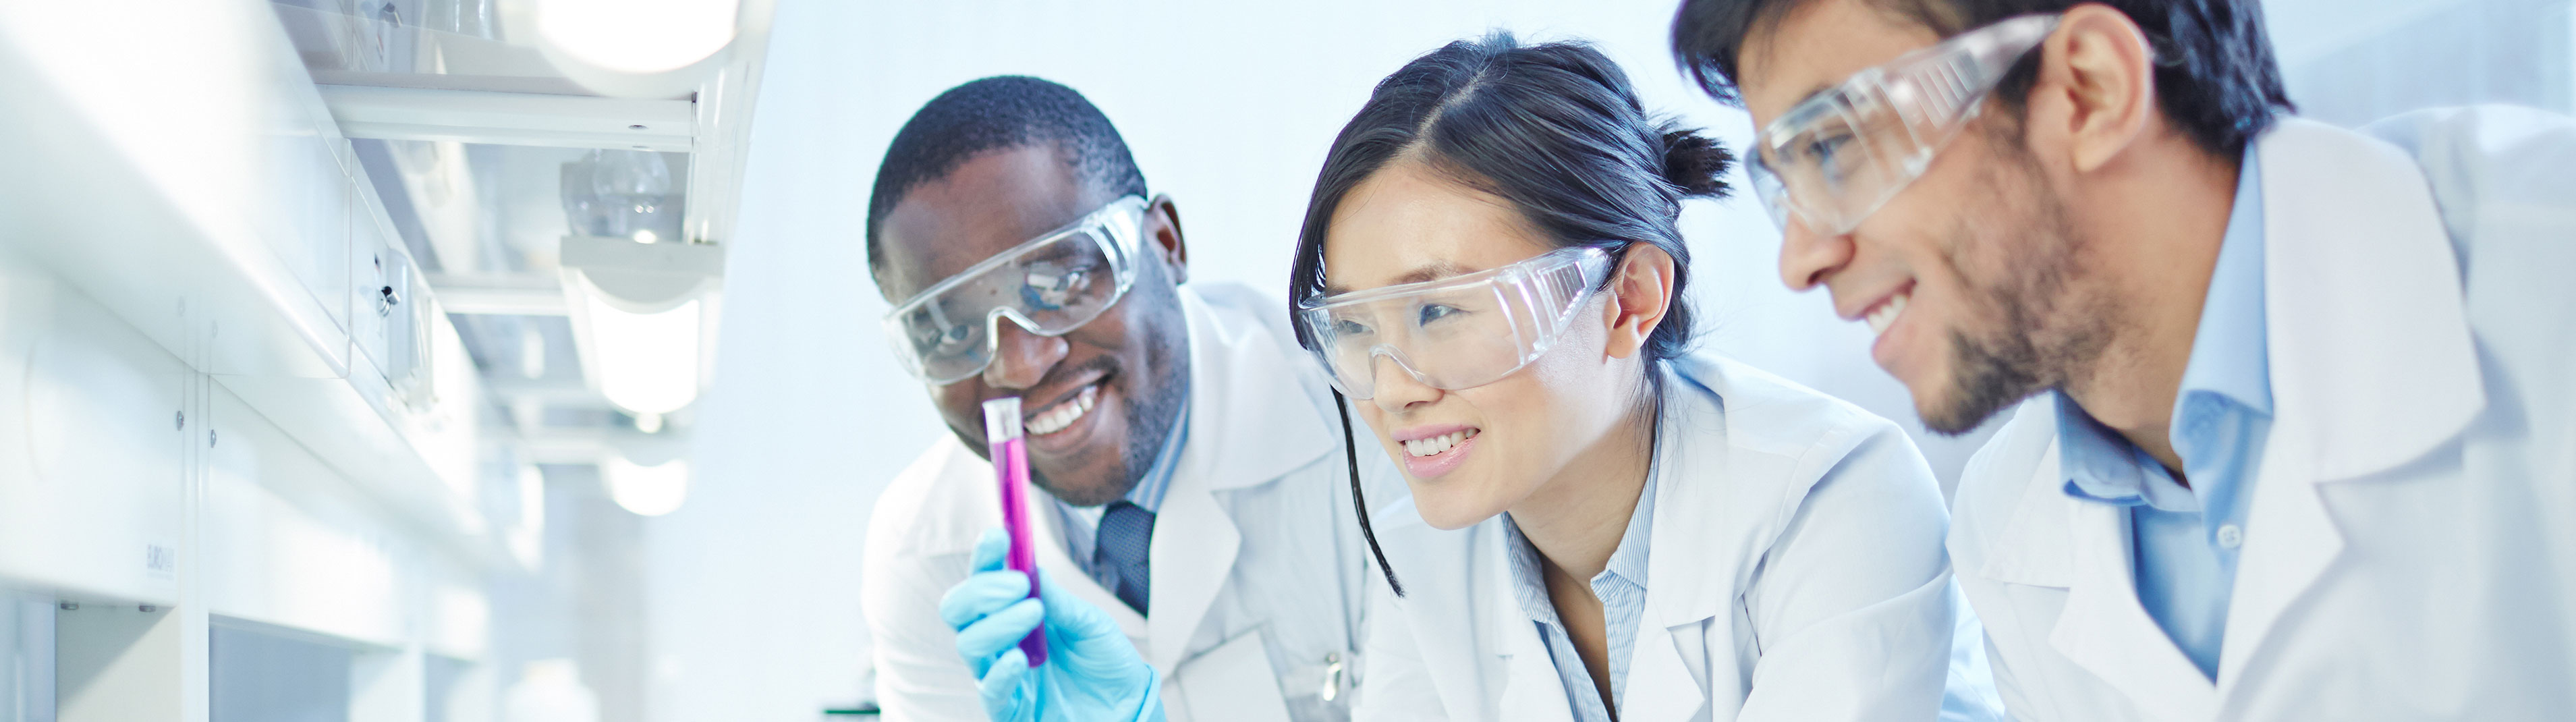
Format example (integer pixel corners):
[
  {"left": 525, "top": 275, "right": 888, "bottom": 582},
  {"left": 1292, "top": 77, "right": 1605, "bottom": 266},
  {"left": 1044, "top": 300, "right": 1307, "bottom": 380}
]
[{"left": 648, "top": 1, "right": 2571, "bottom": 719}]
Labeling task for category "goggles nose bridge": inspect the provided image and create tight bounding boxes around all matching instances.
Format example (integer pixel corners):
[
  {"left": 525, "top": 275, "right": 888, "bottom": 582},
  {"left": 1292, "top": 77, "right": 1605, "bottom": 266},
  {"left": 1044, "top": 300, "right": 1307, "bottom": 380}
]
[
  {"left": 984, "top": 304, "right": 1048, "bottom": 339},
  {"left": 974, "top": 305, "right": 1065, "bottom": 379},
  {"left": 1357, "top": 343, "right": 1438, "bottom": 397}
]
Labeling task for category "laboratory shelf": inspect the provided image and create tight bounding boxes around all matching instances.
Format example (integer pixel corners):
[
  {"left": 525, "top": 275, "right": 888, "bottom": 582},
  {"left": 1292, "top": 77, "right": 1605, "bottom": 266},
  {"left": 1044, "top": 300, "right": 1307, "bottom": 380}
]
[{"left": 0, "top": 1, "right": 773, "bottom": 719}]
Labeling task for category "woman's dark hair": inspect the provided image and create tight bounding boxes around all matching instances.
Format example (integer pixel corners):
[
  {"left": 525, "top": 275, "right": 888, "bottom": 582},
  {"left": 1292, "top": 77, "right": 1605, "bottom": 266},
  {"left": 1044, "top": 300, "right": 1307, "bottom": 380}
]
[{"left": 1288, "top": 34, "right": 1735, "bottom": 596}]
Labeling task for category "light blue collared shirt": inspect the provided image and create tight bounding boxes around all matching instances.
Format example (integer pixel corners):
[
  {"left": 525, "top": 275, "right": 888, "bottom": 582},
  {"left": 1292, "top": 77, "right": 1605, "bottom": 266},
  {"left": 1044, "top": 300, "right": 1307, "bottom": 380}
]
[
  {"left": 1502, "top": 468, "right": 1656, "bottom": 722},
  {"left": 2056, "top": 152, "right": 2271, "bottom": 680},
  {"left": 1057, "top": 404, "right": 1189, "bottom": 584}
]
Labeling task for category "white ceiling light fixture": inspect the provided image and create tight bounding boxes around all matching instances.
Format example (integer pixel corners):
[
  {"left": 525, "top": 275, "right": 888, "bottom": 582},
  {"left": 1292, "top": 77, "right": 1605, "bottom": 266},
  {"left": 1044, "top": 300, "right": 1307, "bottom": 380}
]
[
  {"left": 579, "top": 289, "right": 700, "bottom": 415},
  {"left": 515, "top": 0, "right": 742, "bottom": 99},
  {"left": 561, "top": 244, "right": 721, "bottom": 416},
  {"left": 603, "top": 455, "right": 688, "bottom": 517},
  {"left": 560, "top": 150, "right": 725, "bottom": 418}
]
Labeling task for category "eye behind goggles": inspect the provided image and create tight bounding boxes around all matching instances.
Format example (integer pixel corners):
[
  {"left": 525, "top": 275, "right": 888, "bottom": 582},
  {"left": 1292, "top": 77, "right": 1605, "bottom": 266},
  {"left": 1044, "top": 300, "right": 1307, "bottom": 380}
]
[
  {"left": 1749, "top": 13, "right": 2061, "bottom": 235},
  {"left": 1295, "top": 246, "right": 1615, "bottom": 399},
  {"left": 882, "top": 196, "right": 1150, "bottom": 385}
]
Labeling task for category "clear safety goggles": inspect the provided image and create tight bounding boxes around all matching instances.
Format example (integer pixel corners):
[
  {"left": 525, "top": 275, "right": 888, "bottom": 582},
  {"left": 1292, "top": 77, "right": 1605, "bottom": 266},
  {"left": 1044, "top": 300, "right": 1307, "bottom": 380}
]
[
  {"left": 1747, "top": 13, "right": 2060, "bottom": 235},
  {"left": 883, "top": 196, "right": 1149, "bottom": 384},
  {"left": 1296, "top": 246, "right": 1614, "bottom": 399}
]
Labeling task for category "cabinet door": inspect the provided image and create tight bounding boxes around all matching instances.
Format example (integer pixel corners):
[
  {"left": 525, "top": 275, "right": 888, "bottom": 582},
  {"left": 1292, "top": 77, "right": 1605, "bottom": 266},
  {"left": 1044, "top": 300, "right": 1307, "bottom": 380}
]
[
  {"left": 0, "top": 264, "right": 188, "bottom": 604},
  {"left": 202, "top": 386, "right": 403, "bottom": 647},
  {"left": 350, "top": 217, "right": 432, "bottom": 406}
]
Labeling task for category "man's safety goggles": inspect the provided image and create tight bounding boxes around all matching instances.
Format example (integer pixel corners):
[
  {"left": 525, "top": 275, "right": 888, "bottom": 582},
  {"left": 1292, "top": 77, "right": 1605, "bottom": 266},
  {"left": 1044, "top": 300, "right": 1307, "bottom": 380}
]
[
  {"left": 883, "top": 196, "right": 1149, "bottom": 385},
  {"left": 1748, "top": 13, "right": 2060, "bottom": 235},
  {"left": 1296, "top": 246, "right": 1614, "bottom": 399}
]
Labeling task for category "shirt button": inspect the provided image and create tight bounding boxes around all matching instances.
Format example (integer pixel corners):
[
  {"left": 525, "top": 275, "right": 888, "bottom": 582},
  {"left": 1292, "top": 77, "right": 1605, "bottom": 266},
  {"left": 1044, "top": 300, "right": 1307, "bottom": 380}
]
[{"left": 2216, "top": 524, "right": 2244, "bottom": 549}]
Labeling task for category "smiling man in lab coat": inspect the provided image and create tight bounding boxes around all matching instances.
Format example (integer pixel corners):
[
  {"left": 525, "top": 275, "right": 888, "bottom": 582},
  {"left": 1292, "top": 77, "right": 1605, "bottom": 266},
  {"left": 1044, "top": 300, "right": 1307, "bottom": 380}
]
[
  {"left": 1673, "top": 0, "right": 2576, "bottom": 719},
  {"left": 858, "top": 76, "right": 1399, "bottom": 722}
]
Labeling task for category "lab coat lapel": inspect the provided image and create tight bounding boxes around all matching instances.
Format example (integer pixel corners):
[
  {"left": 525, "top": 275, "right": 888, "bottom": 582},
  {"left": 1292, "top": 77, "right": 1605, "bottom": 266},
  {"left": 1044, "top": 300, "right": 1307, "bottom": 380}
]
[
  {"left": 2042, "top": 455, "right": 2217, "bottom": 721},
  {"left": 1490, "top": 553, "right": 1577, "bottom": 722},
  {"left": 1628, "top": 372, "right": 1730, "bottom": 722},
  {"left": 1373, "top": 502, "right": 1499, "bottom": 719},
  {"left": 1973, "top": 395, "right": 2213, "bottom": 721},
  {"left": 1623, "top": 625, "right": 1710, "bottom": 722},
  {"left": 1146, "top": 472, "right": 1237, "bottom": 671},
  {"left": 2216, "top": 119, "right": 2484, "bottom": 690},
  {"left": 1144, "top": 287, "right": 1335, "bottom": 671}
]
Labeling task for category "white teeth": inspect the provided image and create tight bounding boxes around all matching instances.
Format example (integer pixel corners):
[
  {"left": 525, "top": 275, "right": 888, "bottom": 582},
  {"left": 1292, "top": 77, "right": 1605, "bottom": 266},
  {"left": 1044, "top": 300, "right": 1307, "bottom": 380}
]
[
  {"left": 1866, "top": 291, "right": 1910, "bottom": 337},
  {"left": 1402, "top": 428, "right": 1479, "bottom": 457},
  {"left": 1024, "top": 385, "right": 1099, "bottom": 436}
]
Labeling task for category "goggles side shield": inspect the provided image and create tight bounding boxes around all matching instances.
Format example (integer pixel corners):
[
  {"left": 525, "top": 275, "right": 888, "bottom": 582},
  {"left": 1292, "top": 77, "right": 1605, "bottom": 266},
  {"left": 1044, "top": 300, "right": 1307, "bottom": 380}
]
[
  {"left": 882, "top": 196, "right": 1150, "bottom": 384},
  {"left": 1295, "top": 246, "right": 1614, "bottom": 399},
  {"left": 1751, "top": 13, "right": 2061, "bottom": 235}
]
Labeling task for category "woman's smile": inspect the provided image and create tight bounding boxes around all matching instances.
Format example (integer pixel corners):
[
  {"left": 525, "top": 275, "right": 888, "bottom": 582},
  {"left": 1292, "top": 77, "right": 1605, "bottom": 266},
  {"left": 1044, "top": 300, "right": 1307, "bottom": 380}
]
[{"left": 1392, "top": 424, "right": 1482, "bottom": 478}]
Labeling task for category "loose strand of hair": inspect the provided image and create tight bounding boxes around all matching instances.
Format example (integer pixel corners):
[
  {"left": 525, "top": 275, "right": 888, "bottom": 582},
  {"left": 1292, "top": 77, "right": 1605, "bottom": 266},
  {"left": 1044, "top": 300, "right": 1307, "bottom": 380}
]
[{"left": 1336, "top": 391, "right": 1405, "bottom": 598}]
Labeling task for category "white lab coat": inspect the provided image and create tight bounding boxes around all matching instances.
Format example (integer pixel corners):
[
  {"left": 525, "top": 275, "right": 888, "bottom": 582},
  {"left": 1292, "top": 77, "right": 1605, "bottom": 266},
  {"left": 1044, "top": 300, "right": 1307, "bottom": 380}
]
[
  {"left": 1949, "top": 108, "right": 2576, "bottom": 721},
  {"left": 1354, "top": 354, "right": 1974, "bottom": 722},
  {"left": 862, "top": 283, "right": 1406, "bottom": 722}
]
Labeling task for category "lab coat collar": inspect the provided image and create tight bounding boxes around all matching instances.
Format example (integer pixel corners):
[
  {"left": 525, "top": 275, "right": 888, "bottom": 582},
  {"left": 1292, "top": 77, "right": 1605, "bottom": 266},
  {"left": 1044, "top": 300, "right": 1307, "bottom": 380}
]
[
  {"left": 1973, "top": 399, "right": 2216, "bottom": 721},
  {"left": 1372, "top": 503, "right": 1513, "bottom": 720},
  {"left": 2043, "top": 433, "right": 2220, "bottom": 720},
  {"left": 1978, "top": 118, "right": 2485, "bottom": 718},
  {"left": 2208, "top": 117, "right": 2482, "bottom": 700},
  {"left": 1974, "top": 118, "right": 2484, "bottom": 574},
  {"left": 1167, "top": 285, "right": 1337, "bottom": 491},
  {"left": 2254, "top": 117, "right": 2484, "bottom": 482},
  {"left": 1478, "top": 522, "right": 1580, "bottom": 722},
  {"left": 1639, "top": 356, "right": 1799, "bottom": 630},
  {"left": 1495, "top": 598, "right": 1580, "bottom": 721},
  {"left": 1144, "top": 284, "right": 1338, "bottom": 671},
  {"left": 1627, "top": 357, "right": 1823, "bottom": 721}
]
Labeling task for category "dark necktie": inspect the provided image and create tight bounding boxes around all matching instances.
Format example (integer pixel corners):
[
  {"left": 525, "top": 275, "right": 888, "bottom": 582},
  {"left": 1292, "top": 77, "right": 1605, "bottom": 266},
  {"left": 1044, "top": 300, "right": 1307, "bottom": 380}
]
[{"left": 1094, "top": 501, "right": 1154, "bottom": 615}]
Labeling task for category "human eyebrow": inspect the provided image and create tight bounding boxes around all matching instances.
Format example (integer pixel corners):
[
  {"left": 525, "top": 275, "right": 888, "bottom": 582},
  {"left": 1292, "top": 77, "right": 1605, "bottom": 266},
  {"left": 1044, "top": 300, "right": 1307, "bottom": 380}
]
[
  {"left": 1759, "top": 85, "right": 1834, "bottom": 128},
  {"left": 1323, "top": 260, "right": 1475, "bottom": 296}
]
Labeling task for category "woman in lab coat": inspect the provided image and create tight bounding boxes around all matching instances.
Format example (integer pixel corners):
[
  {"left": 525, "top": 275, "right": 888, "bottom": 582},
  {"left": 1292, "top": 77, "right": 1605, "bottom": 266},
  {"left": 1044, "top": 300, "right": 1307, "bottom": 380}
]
[{"left": 1283, "top": 35, "right": 1996, "bottom": 721}]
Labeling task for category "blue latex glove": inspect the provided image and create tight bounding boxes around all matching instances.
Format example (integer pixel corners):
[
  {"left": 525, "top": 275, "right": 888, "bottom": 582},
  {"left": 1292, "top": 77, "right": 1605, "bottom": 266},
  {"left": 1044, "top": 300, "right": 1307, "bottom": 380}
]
[{"left": 939, "top": 528, "right": 1167, "bottom": 722}]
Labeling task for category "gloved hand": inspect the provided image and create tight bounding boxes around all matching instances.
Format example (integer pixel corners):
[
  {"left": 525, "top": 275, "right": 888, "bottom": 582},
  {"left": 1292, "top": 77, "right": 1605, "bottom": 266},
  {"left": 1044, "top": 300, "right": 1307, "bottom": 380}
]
[{"left": 940, "top": 528, "right": 1166, "bottom": 722}]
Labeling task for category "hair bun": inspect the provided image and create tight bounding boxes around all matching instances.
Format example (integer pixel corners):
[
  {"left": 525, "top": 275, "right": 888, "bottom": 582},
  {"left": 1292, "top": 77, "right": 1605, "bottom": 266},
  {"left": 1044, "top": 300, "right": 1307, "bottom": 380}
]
[{"left": 1658, "top": 126, "right": 1734, "bottom": 199}]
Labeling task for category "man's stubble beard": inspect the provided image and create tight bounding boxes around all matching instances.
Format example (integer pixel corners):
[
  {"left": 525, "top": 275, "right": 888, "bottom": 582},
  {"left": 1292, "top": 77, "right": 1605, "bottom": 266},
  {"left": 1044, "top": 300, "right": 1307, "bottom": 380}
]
[
  {"left": 1923, "top": 132, "right": 2117, "bottom": 435},
  {"left": 1028, "top": 280, "right": 1194, "bottom": 507}
]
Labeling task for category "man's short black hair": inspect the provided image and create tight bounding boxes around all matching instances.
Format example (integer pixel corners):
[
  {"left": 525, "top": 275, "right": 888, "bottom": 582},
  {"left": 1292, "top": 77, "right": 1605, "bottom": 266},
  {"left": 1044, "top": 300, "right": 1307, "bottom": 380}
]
[
  {"left": 1671, "top": 0, "right": 2295, "bottom": 158},
  {"left": 865, "top": 76, "right": 1148, "bottom": 272}
]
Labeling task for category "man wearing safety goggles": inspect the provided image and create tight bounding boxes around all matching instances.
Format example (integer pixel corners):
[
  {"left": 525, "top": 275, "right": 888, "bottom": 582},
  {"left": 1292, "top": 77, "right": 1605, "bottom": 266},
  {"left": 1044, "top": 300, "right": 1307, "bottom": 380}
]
[
  {"left": 1677, "top": 0, "right": 2576, "bottom": 719},
  {"left": 857, "top": 76, "right": 1398, "bottom": 722}
]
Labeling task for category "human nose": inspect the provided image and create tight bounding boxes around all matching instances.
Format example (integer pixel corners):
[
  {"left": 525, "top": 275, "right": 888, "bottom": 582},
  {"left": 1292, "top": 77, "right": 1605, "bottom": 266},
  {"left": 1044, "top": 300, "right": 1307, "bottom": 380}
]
[
  {"left": 982, "top": 319, "right": 1069, "bottom": 391},
  {"left": 1776, "top": 215, "right": 1855, "bottom": 292},
  {"left": 1366, "top": 354, "right": 1439, "bottom": 414}
]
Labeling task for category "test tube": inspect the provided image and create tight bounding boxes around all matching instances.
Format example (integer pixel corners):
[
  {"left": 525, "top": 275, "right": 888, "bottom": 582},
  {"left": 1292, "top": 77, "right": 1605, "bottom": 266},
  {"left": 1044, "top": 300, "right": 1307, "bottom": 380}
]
[{"left": 981, "top": 397, "right": 1049, "bottom": 667}]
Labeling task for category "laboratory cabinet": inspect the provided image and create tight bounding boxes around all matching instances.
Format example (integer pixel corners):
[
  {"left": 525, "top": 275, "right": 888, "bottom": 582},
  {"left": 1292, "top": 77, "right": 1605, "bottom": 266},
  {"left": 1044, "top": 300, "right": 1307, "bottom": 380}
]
[
  {"left": 0, "top": 264, "right": 190, "bottom": 609},
  {"left": 0, "top": 2, "right": 507, "bottom": 719},
  {"left": 0, "top": 252, "right": 499, "bottom": 722},
  {"left": 0, "top": 0, "right": 374, "bottom": 385},
  {"left": 5, "top": 0, "right": 770, "bottom": 715}
]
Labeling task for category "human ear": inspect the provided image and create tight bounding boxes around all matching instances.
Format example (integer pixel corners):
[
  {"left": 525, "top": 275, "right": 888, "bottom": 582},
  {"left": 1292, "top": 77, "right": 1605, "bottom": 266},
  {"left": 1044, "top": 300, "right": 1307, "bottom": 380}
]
[
  {"left": 1600, "top": 244, "right": 1677, "bottom": 360},
  {"left": 2042, "top": 4, "right": 2158, "bottom": 173},
  {"left": 1146, "top": 194, "right": 1188, "bottom": 285}
]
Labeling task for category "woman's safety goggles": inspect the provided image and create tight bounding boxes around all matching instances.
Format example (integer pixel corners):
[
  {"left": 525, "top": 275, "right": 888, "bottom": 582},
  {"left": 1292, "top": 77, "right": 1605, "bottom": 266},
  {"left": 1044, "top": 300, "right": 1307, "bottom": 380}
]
[
  {"left": 883, "top": 196, "right": 1148, "bottom": 385},
  {"left": 1296, "top": 246, "right": 1614, "bottom": 399},
  {"left": 1748, "top": 13, "right": 2060, "bottom": 235}
]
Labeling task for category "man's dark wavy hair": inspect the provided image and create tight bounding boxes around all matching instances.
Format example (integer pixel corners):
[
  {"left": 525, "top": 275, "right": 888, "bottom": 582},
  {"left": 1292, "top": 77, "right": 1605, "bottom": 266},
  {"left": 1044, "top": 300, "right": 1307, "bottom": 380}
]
[{"left": 1671, "top": 0, "right": 2295, "bottom": 158}]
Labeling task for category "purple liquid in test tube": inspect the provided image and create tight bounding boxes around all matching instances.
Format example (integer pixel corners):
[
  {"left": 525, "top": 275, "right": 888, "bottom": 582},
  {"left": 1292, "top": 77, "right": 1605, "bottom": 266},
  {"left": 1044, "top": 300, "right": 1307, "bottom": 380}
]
[{"left": 982, "top": 397, "right": 1049, "bottom": 667}]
